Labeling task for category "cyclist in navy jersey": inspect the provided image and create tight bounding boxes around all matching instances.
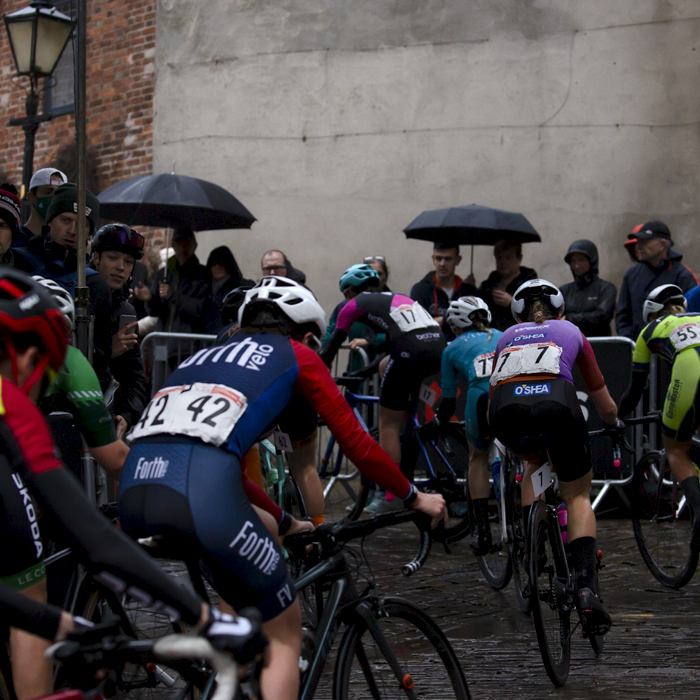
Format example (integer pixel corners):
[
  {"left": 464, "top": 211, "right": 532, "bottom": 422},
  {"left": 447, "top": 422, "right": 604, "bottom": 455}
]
[
  {"left": 0, "top": 270, "right": 254, "bottom": 700},
  {"left": 321, "top": 265, "right": 446, "bottom": 506},
  {"left": 489, "top": 279, "right": 621, "bottom": 632},
  {"left": 118, "top": 275, "right": 446, "bottom": 700}
]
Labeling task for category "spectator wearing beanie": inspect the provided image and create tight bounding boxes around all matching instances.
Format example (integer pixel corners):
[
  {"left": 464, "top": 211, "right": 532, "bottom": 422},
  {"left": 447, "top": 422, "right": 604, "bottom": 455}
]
[
  {"left": 0, "top": 184, "right": 32, "bottom": 271},
  {"left": 24, "top": 183, "right": 113, "bottom": 389}
]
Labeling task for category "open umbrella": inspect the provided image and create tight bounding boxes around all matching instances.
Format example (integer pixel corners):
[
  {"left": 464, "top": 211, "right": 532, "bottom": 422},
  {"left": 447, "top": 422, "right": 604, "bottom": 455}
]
[
  {"left": 97, "top": 173, "right": 256, "bottom": 231},
  {"left": 403, "top": 204, "right": 541, "bottom": 272}
]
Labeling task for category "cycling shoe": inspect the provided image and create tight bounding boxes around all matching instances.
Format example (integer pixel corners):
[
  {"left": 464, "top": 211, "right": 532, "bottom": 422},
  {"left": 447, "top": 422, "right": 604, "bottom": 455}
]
[
  {"left": 577, "top": 587, "right": 612, "bottom": 635},
  {"left": 470, "top": 523, "right": 492, "bottom": 556}
]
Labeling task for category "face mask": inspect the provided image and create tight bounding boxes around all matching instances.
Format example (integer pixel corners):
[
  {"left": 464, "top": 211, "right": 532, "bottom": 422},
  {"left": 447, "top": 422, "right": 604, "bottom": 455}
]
[{"left": 34, "top": 196, "right": 53, "bottom": 220}]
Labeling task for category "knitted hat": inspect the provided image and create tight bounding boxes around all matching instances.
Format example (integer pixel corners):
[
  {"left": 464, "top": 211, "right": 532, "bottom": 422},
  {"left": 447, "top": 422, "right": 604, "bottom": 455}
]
[
  {"left": 45, "top": 183, "right": 100, "bottom": 235},
  {"left": 0, "top": 184, "right": 21, "bottom": 240}
]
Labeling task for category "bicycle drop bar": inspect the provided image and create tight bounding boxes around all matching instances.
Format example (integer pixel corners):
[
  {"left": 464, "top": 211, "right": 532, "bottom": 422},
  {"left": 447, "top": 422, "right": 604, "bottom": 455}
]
[
  {"left": 285, "top": 510, "right": 435, "bottom": 576},
  {"left": 587, "top": 411, "right": 662, "bottom": 468}
]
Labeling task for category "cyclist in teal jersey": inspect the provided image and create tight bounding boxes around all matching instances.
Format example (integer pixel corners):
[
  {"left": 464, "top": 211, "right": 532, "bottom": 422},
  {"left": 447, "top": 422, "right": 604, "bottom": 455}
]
[{"left": 436, "top": 297, "right": 502, "bottom": 554}]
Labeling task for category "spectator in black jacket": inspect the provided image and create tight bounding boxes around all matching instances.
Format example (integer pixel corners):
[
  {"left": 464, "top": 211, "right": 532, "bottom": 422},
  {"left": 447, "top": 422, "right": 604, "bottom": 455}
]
[
  {"left": 90, "top": 224, "right": 149, "bottom": 438},
  {"left": 478, "top": 240, "right": 538, "bottom": 332},
  {"left": 203, "top": 246, "right": 254, "bottom": 335},
  {"left": 0, "top": 184, "right": 32, "bottom": 271},
  {"left": 560, "top": 240, "right": 616, "bottom": 337},
  {"left": 135, "top": 227, "right": 209, "bottom": 365},
  {"left": 20, "top": 183, "right": 113, "bottom": 389},
  {"left": 410, "top": 242, "right": 478, "bottom": 341},
  {"left": 260, "top": 249, "right": 307, "bottom": 284},
  {"left": 616, "top": 221, "right": 697, "bottom": 339}
]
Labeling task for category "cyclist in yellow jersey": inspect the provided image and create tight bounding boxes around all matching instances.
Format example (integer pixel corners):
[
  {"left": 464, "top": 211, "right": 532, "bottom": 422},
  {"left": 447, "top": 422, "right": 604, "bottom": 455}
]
[{"left": 618, "top": 284, "right": 700, "bottom": 540}]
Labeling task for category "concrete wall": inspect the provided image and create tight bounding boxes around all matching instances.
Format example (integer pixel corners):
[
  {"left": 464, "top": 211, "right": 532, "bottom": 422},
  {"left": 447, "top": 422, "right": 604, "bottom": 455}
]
[{"left": 153, "top": 0, "right": 700, "bottom": 318}]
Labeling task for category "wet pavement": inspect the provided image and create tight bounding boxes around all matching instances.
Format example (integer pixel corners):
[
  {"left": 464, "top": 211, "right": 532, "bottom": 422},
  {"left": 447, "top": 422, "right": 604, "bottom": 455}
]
[{"left": 356, "top": 518, "right": 700, "bottom": 699}]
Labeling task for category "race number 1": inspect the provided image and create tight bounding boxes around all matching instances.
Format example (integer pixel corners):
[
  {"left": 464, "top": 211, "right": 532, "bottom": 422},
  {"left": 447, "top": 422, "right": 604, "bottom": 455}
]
[{"left": 531, "top": 462, "right": 553, "bottom": 498}]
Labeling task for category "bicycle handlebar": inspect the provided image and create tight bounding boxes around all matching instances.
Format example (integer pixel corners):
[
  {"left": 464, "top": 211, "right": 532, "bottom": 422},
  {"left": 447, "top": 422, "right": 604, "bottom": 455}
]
[
  {"left": 46, "top": 635, "right": 239, "bottom": 700},
  {"left": 285, "top": 510, "right": 436, "bottom": 577}
]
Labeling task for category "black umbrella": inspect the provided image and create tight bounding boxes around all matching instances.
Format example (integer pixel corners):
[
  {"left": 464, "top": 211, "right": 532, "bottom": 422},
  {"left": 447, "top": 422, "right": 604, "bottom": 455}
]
[
  {"left": 97, "top": 173, "right": 256, "bottom": 231},
  {"left": 404, "top": 204, "right": 541, "bottom": 272}
]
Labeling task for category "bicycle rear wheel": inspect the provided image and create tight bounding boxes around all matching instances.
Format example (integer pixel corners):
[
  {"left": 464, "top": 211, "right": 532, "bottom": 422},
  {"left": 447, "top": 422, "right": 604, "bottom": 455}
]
[
  {"left": 474, "top": 487, "right": 513, "bottom": 591},
  {"left": 333, "top": 597, "right": 470, "bottom": 700},
  {"left": 529, "top": 502, "right": 571, "bottom": 687},
  {"left": 631, "top": 450, "right": 699, "bottom": 589}
]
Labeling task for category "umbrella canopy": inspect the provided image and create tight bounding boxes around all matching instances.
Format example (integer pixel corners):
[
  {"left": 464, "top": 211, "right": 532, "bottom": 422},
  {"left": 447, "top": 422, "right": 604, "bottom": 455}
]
[
  {"left": 97, "top": 174, "right": 256, "bottom": 231},
  {"left": 403, "top": 204, "right": 541, "bottom": 246}
]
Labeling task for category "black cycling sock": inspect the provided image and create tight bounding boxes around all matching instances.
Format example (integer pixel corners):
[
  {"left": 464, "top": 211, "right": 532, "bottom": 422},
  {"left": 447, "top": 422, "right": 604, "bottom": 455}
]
[
  {"left": 681, "top": 476, "right": 700, "bottom": 523},
  {"left": 472, "top": 498, "right": 490, "bottom": 529},
  {"left": 568, "top": 536, "right": 597, "bottom": 592}
]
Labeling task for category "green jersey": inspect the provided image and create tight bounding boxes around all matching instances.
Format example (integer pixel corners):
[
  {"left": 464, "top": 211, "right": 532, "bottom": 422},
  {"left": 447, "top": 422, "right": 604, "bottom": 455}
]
[{"left": 42, "top": 345, "right": 117, "bottom": 448}]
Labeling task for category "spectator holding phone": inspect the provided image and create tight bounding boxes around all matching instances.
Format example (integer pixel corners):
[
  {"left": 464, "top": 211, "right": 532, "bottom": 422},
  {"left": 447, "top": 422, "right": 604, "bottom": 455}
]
[{"left": 90, "top": 223, "right": 149, "bottom": 437}]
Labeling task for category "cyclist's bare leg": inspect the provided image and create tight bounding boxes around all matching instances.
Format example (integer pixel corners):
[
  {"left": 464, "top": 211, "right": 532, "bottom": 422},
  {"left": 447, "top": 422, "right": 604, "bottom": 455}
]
[
  {"left": 260, "top": 599, "right": 302, "bottom": 700},
  {"left": 287, "top": 436, "right": 324, "bottom": 522},
  {"left": 378, "top": 405, "right": 403, "bottom": 466},
  {"left": 11, "top": 579, "right": 52, "bottom": 700},
  {"left": 558, "top": 469, "right": 596, "bottom": 541},
  {"left": 663, "top": 436, "right": 696, "bottom": 482},
  {"left": 467, "top": 443, "right": 490, "bottom": 499}
]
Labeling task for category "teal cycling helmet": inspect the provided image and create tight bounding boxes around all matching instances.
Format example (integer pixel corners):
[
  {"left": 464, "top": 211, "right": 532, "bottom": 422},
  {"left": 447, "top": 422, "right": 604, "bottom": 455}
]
[{"left": 339, "top": 264, "right": 380, "bottom": 293}]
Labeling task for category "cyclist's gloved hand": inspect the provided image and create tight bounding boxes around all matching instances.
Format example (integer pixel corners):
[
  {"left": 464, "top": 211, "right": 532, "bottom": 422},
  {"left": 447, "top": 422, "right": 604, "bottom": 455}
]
[
  {"left": 202, "top": 608, "right": 267, "bottom": 666},
  {"left": 435, "top": 397, "right": 457, "bottom": 434}
]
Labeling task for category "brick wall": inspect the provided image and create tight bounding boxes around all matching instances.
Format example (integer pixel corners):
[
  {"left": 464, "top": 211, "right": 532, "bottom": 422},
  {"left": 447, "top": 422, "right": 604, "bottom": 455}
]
[{"left": 0, "top": 0, "right": 156, "bottom": 211}]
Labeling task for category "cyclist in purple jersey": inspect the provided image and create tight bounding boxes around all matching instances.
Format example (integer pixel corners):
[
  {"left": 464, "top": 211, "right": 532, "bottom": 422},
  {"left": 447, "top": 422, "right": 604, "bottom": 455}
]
[
  {"left": 489, "top": 279, "right": 621, "bottom": 633},
  {"left": 321, "top": 265, "right": 446, "bottom": 504}
]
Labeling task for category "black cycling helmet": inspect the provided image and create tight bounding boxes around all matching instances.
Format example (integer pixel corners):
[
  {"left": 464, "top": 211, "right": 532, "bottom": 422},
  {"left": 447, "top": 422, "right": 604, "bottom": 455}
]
[
  {"left": 92, "top": 223, "right": 145, "bottom": 260},
  {"left": 0, "top": 269, "right": 68, "bottom": 394},
  {"left": 220, "top": 284, "right": 254, "bottom": 326},
  {"left": 511, "top": 278, "right": 565, "bottom": 323}
]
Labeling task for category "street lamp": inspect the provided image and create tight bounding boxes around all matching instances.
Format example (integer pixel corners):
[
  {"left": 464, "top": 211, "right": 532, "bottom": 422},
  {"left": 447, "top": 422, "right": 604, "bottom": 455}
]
[{"left": 4, "top": 1, "right": 76, "bottom": 199}]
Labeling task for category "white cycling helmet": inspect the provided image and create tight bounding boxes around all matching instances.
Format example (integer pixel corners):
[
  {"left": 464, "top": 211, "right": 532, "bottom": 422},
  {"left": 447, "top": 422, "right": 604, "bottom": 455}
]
[
  {"left": 239, "top": 276, "right": 327, "bottom": 345},
  {"left": 511, "top": 278, "right": 565, "bottom": 323},
  {"left": 32, "top": 275, "right": 76, "bottom": 333},
  {"left": 643, "top": 284, "right": 687, "bottom": 324},
  {"left": 446, "top": 296, "right": 491, "bottom": 329}
]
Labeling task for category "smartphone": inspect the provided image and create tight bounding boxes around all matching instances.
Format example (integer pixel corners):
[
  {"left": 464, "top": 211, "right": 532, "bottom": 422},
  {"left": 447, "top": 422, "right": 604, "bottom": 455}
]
[{"left": 119, "top": 314, "right": 138, "bottom": 331}]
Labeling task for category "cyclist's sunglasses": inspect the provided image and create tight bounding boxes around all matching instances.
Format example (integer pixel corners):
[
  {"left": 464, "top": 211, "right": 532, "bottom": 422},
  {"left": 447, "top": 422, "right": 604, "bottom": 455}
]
[
  {"left": 103, "top": 226, "right": 145, "bottom": 249},
  {"left": 363, "top": 255, "right": 386, "bottom": 264}
]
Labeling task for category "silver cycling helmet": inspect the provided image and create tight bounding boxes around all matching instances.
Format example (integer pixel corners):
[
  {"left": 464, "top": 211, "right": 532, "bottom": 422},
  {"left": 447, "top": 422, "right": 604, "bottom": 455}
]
[
  {"left": 239, "top": 276, "right": 327, "bottom": 346},
  {"left": 32, "top": 275, "right": 76, "bottom": 333},
  {"left": 511, "top": 278, "right": 565, "bottom": 323},
  {"left": 643, "top": 284, "right": 687, "bottom": 324},
  {"left": 446, "top": 296, "right": 491, "bottom": 329}
]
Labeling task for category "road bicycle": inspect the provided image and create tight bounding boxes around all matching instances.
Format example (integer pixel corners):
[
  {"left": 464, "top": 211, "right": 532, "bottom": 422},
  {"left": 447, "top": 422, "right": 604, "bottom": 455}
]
[
  {"left": 286, "top": 510, "right": 471, "bottom": 699},
  {"left": 334, "top": 376, "right": 472, "bottom": 542},
  {"left": 528, "top": 426, "right": 622, "bottom": 687}
]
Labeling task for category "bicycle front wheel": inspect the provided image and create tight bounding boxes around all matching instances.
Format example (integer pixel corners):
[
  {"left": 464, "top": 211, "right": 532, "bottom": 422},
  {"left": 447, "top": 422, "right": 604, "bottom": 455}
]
[
  {"left": 529, "top": 502, "right": 571, "bottom": 687},
  {"left": 474, "top": 490, "right": 513, "bottom": 591},
  {"left": 333, "top": 597, "right": 470, "bottom": 700},
  {"left": 631, "top": 450, "right": 698, "bottom": 589}
]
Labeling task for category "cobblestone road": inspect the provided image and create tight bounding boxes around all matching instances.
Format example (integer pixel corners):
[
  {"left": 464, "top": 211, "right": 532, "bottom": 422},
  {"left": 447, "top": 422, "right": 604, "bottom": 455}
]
[{"left": 357, "top": 518, "right": 700, "bottom": 700}]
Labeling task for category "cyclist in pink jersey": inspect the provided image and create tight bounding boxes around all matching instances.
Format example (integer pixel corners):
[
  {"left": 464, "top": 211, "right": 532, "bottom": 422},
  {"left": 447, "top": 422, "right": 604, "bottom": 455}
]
[
  {"left": 489, "top": 279, "right": 621, "bottom": 632},
  {"left": 321, "top": 265, "right": 445, "bottom": 504}
]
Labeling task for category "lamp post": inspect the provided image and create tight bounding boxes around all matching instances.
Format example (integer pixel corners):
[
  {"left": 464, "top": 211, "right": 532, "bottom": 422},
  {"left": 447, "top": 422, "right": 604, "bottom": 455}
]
[{"left": 4, "top": 1, "right": 76, "bottom": 200}]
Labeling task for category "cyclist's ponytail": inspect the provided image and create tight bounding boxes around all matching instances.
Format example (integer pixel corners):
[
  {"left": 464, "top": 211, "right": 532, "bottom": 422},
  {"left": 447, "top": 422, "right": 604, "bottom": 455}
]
[
  {"left": 473, "top": 319, "right": 493, "bottom": 343},
  {"left": 528, "top": 300, "right": 558, "bottom": 324}
]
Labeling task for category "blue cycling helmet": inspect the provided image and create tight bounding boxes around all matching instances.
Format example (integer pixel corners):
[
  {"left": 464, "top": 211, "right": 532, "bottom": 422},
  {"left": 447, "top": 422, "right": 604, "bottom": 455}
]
[{"left": 339, "top": 264, "right": 380, "bottom": 293}]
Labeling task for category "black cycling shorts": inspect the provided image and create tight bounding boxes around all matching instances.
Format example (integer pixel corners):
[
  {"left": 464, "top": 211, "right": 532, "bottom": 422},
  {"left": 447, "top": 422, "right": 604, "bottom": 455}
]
[
  {"left": 118, "top": 440, "right": 296, "bottom": 622},
  {"left": 277, "top": 394, "right": 318, "bottom": 447},
  {"left": 0, "top": 461, "right": 46, "bottom": 591},
  {"left": 381, "top": 332, "right": 444, "bottom": 411},
  {"left": 489, "top": 378, "right": 591, "bottom": 483}
]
